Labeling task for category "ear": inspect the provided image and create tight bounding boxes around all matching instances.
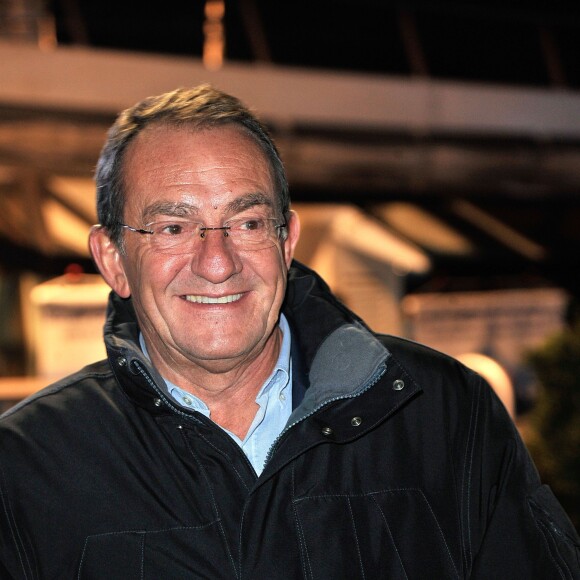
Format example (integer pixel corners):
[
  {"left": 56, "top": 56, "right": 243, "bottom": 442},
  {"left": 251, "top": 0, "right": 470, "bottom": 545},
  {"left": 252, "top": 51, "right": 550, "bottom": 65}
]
[
  {"left": 89, "top": 226, "right": 131, "bottom": 298},
  {"left": 283, "top": 210, "right": 300, "bottom": 268}
]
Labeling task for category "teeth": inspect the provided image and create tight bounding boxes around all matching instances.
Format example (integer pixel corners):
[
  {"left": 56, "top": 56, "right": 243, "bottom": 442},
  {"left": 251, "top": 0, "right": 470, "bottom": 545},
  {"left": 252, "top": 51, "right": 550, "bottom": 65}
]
[{"left": 185, "top": 293, "right": 243, "bottom": 304}]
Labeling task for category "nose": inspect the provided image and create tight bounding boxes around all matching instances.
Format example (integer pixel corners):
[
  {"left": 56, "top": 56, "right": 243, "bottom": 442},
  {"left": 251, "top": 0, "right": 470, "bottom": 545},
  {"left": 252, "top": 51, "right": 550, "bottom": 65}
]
[{"left": 189, "top": 227, "right": 240, "bottom": 283}]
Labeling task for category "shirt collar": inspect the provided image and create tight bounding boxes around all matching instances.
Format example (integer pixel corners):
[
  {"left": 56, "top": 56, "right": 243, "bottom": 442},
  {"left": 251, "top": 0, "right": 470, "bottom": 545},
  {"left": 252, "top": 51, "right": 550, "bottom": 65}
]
[{"left": 256, "top": 313, "right": 291, "bottom": 400}]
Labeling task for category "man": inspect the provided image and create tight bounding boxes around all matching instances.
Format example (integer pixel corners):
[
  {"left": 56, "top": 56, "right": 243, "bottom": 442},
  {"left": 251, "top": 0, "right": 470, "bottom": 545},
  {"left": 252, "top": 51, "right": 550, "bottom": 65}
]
[{"left": 0, "top": 85, "right": 578, "bottom": 579}]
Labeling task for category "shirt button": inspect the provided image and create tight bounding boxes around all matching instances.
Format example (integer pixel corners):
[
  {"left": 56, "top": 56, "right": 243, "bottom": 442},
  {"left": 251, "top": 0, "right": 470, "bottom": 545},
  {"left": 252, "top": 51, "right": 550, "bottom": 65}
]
[
  {"left": 182, "top": 396, "right": 193, "bottom": 406},
  {"left": 279, "top": 392, "right": 286, "bottom": 402}
]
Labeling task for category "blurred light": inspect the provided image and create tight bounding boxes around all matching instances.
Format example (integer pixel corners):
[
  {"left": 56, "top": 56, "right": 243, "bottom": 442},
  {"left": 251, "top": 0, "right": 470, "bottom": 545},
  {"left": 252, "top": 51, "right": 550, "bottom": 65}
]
[
  {"left": 452, "top": 200, "right": 546, "bottom": 261},
  {"left": 332, "top": 207, "right": 431, "bottom": 275},
  {"left": 293, "top": 203, "right": 431, "bottom": 275},
  {"left": 42, "top": 199, "right": 91, "bottom": 256},
  {"left": 457, "top": 352, "right": 515, "bottom": 418},
  {"left": 38, "top": 14, "right": 57, "bottom": 51},
  {"left": 203, "top": 0, "right": 225, "bottom": 71},
  {"left": 47, "top": 176, "right": 97, "bottom": 222},
  {"left": 376, "top": 202, "right": 474, "bottom": 256}
]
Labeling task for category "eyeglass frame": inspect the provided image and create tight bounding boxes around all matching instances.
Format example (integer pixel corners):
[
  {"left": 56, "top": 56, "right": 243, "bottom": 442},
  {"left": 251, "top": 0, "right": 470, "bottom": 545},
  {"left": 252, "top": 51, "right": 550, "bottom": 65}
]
[{"left": 117, "top": 215, "right": 288, "bottom": 253}]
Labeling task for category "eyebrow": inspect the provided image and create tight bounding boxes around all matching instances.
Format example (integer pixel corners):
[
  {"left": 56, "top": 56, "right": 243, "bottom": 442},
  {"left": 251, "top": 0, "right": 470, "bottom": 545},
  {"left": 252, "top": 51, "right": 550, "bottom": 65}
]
[
  {"left": 225, "top": 192, "right": 274, "bottom": 214},
  {"left": 141, "top": 193, "right": 274, "bottom": 223},
  {"left": 142, "top": 201, "right": 198, "bottom": 223}
]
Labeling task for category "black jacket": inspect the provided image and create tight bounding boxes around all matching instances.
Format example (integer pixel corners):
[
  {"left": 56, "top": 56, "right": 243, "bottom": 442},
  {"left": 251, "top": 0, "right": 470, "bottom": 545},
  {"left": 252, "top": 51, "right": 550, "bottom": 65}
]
[{"left": 1, "top": 262, "right": 579, "bottom": 579}]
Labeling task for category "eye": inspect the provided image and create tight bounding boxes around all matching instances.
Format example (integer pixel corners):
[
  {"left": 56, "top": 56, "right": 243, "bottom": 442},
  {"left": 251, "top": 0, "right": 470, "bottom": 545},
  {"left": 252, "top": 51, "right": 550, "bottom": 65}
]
[
  {"left": 239, "top": 218, "right": 265, "bottom": 231},
  {"left": 157, "top": 222, "right": 186, "bottom": 235}
]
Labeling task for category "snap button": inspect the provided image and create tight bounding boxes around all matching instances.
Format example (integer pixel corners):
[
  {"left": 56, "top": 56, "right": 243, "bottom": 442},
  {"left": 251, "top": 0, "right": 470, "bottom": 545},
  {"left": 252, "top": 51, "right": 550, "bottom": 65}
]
[
  {"left": 153, "top": 398, "right": 162, "bottom": 407},
  {"left": 351, "top": 416, "right": 362, "bottom": 427},
  {"left": 321, "top": 426, "right": 333, "bottom": 436},
  {"left": 392, "top": 379, "right": 405, "bottom": 391},
  {"left": 117, "top": 356, "right": 127, "bottom": 367}
]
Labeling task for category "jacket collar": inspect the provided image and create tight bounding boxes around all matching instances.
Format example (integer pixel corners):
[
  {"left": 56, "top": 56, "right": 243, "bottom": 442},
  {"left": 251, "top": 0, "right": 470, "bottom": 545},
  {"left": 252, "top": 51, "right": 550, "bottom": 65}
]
[{"left": 283, "top": 261, "right": 391, "bottom": 421}]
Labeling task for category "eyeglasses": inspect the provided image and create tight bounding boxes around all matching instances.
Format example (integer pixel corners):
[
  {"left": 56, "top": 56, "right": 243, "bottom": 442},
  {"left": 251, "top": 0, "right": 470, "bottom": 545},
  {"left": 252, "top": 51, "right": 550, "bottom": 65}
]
[{"left": 119, "top": 216, "right": 287, "bottom": 253}]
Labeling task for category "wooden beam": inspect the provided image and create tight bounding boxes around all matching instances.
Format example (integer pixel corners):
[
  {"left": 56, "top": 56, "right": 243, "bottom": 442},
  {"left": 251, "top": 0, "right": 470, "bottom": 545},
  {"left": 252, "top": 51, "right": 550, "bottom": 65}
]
[{"left": 2, "top": 41, "right": 580, "bottom": 139}]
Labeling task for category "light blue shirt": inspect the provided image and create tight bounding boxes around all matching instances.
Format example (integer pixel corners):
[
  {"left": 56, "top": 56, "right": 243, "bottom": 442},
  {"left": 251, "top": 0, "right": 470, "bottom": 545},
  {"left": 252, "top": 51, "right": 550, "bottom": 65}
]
[{"left": 140, "top": 315, "right": 292, "bottom": 475}]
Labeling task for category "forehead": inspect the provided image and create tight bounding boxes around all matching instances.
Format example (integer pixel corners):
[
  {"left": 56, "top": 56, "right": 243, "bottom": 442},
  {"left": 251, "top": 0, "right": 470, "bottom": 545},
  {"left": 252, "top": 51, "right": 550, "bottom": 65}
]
[{"left": 121, "top": 123, "right": 277, "bottom": 216}]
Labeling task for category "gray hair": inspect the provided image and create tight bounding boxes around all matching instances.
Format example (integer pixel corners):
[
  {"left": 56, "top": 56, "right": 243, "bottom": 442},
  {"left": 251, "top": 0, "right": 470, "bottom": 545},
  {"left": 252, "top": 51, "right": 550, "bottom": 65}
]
[{"left": 95, "top": 84, "right": 290, "bottom": 246}]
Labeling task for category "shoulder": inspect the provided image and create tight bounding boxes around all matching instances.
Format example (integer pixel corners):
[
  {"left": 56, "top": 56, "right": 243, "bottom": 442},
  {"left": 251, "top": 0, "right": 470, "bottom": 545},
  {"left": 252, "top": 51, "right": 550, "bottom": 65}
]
[
  {"left": 375, "top": 333, "right": 499, "bottom": 426},
  {"left": 378, "top": 333, "right": 480, "bottom": 384},
  {"left": 0, "top": 359, "right": 136, "bottom": 500},
  {"left": 0, "top": 359, "right": 117, "bottom": 436}
]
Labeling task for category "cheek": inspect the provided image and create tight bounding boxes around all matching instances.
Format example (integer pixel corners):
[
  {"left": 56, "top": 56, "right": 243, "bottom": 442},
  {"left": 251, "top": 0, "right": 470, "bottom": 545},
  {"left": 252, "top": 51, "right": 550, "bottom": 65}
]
[
  {"left": 124, "top": 251, "right": 183, "bottom": 294},
  {"left": 146, "top": 252, "right": 187, "bottom": 282},
  {"left": 265, "top": 255, "right": 289, "bottom": 308},
  {"left": 156, "top": 257, "right": 185, "bottom": 281}
]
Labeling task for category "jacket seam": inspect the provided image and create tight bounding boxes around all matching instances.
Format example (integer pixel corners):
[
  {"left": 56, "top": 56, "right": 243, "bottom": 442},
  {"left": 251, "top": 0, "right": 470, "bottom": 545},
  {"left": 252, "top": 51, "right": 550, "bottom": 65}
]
[
  {"left": 346, "top": 496, "right": 367, "bottom": 580},
  {"left": 528, "top": 506, "right": 570, "bottom": 579},
  {"left": 179, "top": 428, "right": 240, "bottom": 579},
  {"left": 194, "top": 430, "right": 253, "bottom": 493},
  {"left": 0, "top": 370, "right": 113, "bottom": 421},
  {"left": 291, "top": 464, "right": 313, "bottom": 580},
  {"left": 0, "top": 460, "right": 34, "bottom": 580},
  {"left": 446, "top": 382, "right": 464, "bottom": 578},
  {"left": 237, "top": 503, "right": 247, "bottom": 580},
  {"left": 293, "top": 488, "right": 460, "bottom": 579},
  {"left": 461, "top": 374, "right": 481, "bottom": 573},
  {"left": 370, "top": 494, "right": 409, "bottom": 579}
]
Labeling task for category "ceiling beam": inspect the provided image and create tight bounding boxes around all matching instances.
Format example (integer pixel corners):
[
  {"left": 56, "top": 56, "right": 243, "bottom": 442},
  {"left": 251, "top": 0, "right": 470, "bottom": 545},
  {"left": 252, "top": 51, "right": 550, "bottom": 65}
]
[{"left": 2, "top": 40, "right": 580, "bottom": 140}]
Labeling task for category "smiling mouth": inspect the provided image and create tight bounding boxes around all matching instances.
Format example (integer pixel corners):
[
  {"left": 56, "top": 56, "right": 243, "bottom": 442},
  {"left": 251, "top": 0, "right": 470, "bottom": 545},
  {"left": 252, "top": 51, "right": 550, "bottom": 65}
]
[{"left": 184, "top": 293, "right": 243, "bottom": 304}]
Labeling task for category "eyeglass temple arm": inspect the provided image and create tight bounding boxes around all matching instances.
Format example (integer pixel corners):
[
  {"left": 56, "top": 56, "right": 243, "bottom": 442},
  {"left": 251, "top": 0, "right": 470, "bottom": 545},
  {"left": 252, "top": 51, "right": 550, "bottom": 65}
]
[{"left": 121, "top": 224, "right": 153, "bottom": 235}]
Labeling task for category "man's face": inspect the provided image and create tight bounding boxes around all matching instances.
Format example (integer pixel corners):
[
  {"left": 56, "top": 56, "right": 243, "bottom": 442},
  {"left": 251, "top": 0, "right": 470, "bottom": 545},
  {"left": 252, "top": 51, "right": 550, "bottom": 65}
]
[{"left": 94, "top": 124, "right": 299, "bottom": 375}]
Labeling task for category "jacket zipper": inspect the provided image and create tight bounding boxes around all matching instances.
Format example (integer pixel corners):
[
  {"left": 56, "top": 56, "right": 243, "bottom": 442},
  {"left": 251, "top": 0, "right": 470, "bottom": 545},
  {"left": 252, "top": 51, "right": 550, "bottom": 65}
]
[
  {"left": 131, "top": 360, "right": 203, "bottom": 423},
  {"left": 131, "top": 359, "right": 259, "bottom": 476}
]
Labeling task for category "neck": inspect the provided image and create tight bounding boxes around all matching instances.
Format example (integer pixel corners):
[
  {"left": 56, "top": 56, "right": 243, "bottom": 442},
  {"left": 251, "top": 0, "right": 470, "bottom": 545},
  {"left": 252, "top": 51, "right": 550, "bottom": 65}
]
[{"left": 146, "top": 327, "right": 283, "bottom": 438}]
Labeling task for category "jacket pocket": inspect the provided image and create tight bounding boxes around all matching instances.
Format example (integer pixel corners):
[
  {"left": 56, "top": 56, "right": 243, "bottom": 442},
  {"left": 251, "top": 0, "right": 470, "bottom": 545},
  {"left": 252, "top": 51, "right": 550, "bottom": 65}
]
[
  {"left": 528, "top": 485, "right": 580, "bottom": 580},
  {"left": 77, "top": 522, "right": 235, "bottom": 580},
  {"left": 293, "top": 488, "right": 460, "bottom": 580}
]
